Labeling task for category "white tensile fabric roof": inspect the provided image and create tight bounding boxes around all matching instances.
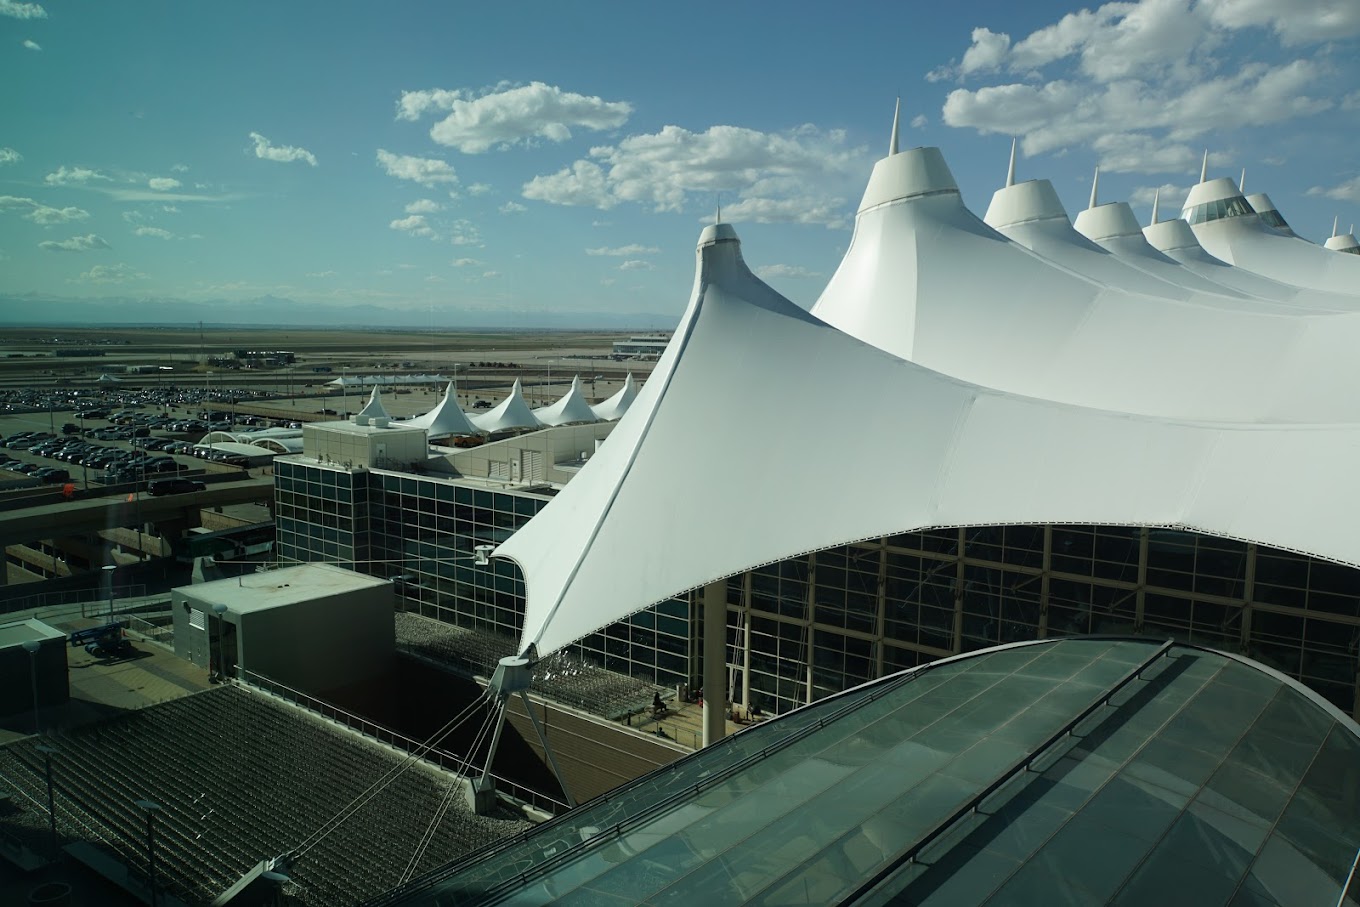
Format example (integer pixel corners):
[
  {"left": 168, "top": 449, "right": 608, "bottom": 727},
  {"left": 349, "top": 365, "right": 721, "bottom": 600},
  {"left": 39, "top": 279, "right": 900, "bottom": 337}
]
[
  {"left": 406, "top": 382, "right": 481, "bottom": 436},
  {"left": 533, "top": 376, "right": 599, "bottom": 426},
  {"left": 591, "top": 373, "right": 638, "bottom": 421},
  {"left": 1143, "top": 216, "right": 1357, "bottom": 311},
  {"left": 809, "top": 145, "right": 1360, "bottom": 424},
  {"left": 498, "top": 222, "right": 1360, "bottom": 658},
  {"left": 355, "top": 387, "right": 391, "bottom": 423},
  {"left": 1187, "top": 178, "right": 1360, "bottom": 295},
  {"left": 469, "top": 378, "right": 541, "bottom": 433}
]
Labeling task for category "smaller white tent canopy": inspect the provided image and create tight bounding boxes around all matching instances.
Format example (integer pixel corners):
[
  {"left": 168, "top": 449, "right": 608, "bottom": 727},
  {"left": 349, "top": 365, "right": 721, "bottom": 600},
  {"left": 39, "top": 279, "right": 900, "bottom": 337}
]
[
  {"left": 406, "top": 382, "right": 481, "bottom": 436},
  {"left": 354, "top": 387, "right": 391, "bottom": 426},
  {"left": 591, "top": 374, "right": 638, "bottom": 421},
  {"left": 1245, "top": 193, "right": 1296, "bottom": 236},
  {"left": 1324, "top": 219, "right": 1360, "bottom": 256},
  {"left": 1144, "top": 207, "right": 1357, "bottom": 312},
  {"left": 1184, "top": 177, "right": 1360, "bottom": 297},
  {"left": 533, "top": 376, "right": 599, "bottom": 426},
  {"left": 327, "top": 374, "right": 446, "bottom": 387},
  {"left": 469, "top": 379, "right": 541, "bottom": 433}
]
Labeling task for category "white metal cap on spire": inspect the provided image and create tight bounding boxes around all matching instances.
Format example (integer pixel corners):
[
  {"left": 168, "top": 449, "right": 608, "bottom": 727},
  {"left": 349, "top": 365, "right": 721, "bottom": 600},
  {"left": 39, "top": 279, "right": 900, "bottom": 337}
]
[
  {"left": 1200, "top": 149, "right": 1209, "bottom": 184},
  {"left": 1006, "top": 138, "right": 1017, "bottom": 188},
  {"left": 1150, "top": 188, "right": 1160, "bottom": 226},
  {"left": 1334, "top": 215, "right": 1340, "bottom": 238},
  {"left": 889, "top": 98, "right": 901, "bottom": 157},
  {"left": 1239, "top": 168, "right": 1246, "bottom": 193},
  {"left": 1088, "top": 165, "right": 1100, "bottom": 209}
]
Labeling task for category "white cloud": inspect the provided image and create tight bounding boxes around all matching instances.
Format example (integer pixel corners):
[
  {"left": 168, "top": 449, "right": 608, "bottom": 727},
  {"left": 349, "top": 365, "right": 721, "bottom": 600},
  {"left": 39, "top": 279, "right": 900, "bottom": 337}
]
[
  {"left": 22, "top": 38, "right": 39, "bottom": 50},
  {"left": 148, "top": 177, "right": 181, "bottom": 191},
  {"left": 44, "top": 166, "right": 110, "bottom": 185},
  {"left": 943, "top": 60, "right": 1334, "bottom": 162},
  {"left": 401, "top": 81, "right": 632, "bottom": 153},
  {"left": 0, "top": 147, "right": 21, "bottom": 165},
  {"left": 451, "top": 257, "right": 482, "bottom": 267},
  {"left": 600, "top": 277, "right": 616, "bottom": 286},
  {"left": 586, "top": 244, "right": 659, "bottom": 256},
  {"left": 499, "top": 201, "right": 526, "bottom": 214},
  {"left": 934, "top": 0, "right": 1351, "bottom": 173},
  {"left": 618, "top": 260, "right": 653, "bottom": 271},
  {"left": 306, "top": 270, "right": 337, "bottom": 278},
  {"left": 910, "top": 114, "right": 928, "bottom": 129},
  {"left": 756, "top": 264, "right": 823, "bottom": 280},
  {"left": 449, "top": 219, "right": 481, "bottom": 246},
  {"left": 523, "top": 123, "right": 864, "bottom": 228},
  {"left": 249, "top": 131, "right": 318, "bottom": 166},
  {"left": 0, "top": 0, "right": 46, "bottom": 19},
  {"left": 481, "top": 270, "right": 500, "bottom": 279},
  {"left": 1201, "top": 0, "right": 1360, "bottom": 45},
  {"left": 389, "top": 214, "right": 436, "bottom": 238},
  {"left": 405, "top": 198, "right": 442, "bottom": 214},
  {"left": 425, "top": 274, "right": 444, "bottom": 283},
  {"left": 76, "top": 263, "right": 146, "bottom": 284},
  {"left": 0, "top": 195, "right": 90, "bottom": 224},
  {"left": 134, "top": 226, "right": 174, "bottom": 240},
  {"left": 395, "top": 88, "right": 466, "bottom": 121},
  {"left": 170, "top": 163, "right": 189, "bottom": 173},
  {"left": 39, "top": 233, "right": 110, "bottom": 252},
  {"left": 1092, "top": 135, "right": 1231, "bottom": 175},
  {"left": 1308, "top": 176, "right": 1360, "bottom": 202},
  {"left": 376, "top": 149, "right": 458, "bottom": 187},
  {"left": 1343, "top": 91, "right": 1360, "bottom": 111},
  {"left": 1129, "top": 182, "right": 1187, "bottom": 208},
  {"left": 467, "top": 182, "right": 493, "bottom": 196}
]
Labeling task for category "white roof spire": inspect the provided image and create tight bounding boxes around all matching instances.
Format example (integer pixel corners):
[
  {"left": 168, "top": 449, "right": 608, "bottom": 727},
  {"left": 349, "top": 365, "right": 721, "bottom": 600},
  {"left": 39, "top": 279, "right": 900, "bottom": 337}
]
[
  {"left": 889, "top": 98, "right": 900, "bottom": 157},
  {"left": 1006, "top": 137, "right": 1017, "bottom": 188},
  {"left": 1334, "top": 215, "right": 1340, "bottom": 238},
  {"left": 1239, "top": 168, "right": 1246, "bottom": 193},
  {"left": 1088, "top": 165, "right": 1100, "bottom": 209},
  {"left": 1150, "top": 188, "right": 1160, "bottom": 226},
  {"left": 715, "top": 200, "right": 721, "bottom": 225},
  {"left": 1199, "top": 149, "right": 1209, "bottom": 184}
]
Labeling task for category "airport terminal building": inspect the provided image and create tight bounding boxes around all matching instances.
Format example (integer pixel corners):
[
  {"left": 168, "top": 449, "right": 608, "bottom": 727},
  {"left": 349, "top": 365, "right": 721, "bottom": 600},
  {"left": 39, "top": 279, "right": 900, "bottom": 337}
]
[{"left": 275, "top": 135, "right": 1360, "bottom": 726}]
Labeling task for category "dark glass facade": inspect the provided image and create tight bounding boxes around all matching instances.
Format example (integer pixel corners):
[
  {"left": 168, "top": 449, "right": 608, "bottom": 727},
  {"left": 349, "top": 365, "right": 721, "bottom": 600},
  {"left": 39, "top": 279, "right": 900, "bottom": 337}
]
[
  {"left": 274, "top": 458, "right": 695, "bottom": 690},
  {"left": 277, "top": 458, "right": 1360, "bottom": 723}
]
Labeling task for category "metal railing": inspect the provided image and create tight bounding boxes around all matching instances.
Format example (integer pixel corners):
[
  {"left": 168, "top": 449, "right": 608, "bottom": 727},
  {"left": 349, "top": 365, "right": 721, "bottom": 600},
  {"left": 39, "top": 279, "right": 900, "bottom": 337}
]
[
  {"left": 0, "top": 584, "right": 147, "bottom": 618},
  {"left": 238, "top": 669, "right": 567, "bottom": 816}
]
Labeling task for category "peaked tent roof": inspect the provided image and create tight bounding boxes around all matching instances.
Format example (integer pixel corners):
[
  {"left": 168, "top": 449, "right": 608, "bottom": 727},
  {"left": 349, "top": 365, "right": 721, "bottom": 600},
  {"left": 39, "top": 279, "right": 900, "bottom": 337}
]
[
  {"left": 591, "top": 373, "right": 638, "bottom": 421},
  {"left": 468, "top": 378, "right": 541, "bottom": 433},
  {"left": 1184, "top": 178, "right": 1360, "bottom": 296},
  {"left": 406, "top": 382, "right": 481, "bottom": 436},
  {"left": 497, "top": 222, "right": 1360, "bottom": 659},
  {"left": 809, "top": 144, "right": 1360, "bottom": 423},
  {"left": 1143, "top": 216, "right": 1357, "bottom": 311},
  {"left": 532, "top": 376, "right": 600, "bottom": 426},
  {"left": 355, "top": 387, "right": 391, "bottom": 423}
]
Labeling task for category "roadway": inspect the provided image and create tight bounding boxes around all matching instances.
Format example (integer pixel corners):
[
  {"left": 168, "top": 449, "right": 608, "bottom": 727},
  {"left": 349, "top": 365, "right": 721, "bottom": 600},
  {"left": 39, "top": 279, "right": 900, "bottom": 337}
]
[{"left": 0, "top": 477, "right": 273, "bottom": 550}]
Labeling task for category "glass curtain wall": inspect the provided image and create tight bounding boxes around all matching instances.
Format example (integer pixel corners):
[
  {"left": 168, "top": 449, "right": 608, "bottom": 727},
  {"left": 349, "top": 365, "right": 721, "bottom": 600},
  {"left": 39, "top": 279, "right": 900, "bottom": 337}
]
[{"left": 276, "top": 460, "right": 1360, "bottom": 723}]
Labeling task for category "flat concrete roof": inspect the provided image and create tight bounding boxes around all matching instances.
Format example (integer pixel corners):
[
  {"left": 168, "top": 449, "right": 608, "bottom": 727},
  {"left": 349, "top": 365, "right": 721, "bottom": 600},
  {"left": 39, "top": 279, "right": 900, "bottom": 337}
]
[
  {"left": 175, "top": 562, "right": 389, "bottom": 615},
  {"left": 0, "top": 617, "right": 66, "bottom": 649},
  {"left": 306, "top": 420, "right": 424, "bottom": 438}
]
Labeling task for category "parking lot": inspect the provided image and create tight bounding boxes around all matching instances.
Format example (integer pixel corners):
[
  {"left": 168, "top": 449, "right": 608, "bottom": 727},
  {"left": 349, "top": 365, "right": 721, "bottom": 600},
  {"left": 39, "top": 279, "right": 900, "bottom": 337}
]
[{"left": 0, "top": 402, "right": 269, "bottom": 493}]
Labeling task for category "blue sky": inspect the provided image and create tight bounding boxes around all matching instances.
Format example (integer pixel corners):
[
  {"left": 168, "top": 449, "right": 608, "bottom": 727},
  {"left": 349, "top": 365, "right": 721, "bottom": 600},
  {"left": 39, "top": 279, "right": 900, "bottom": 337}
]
[{"left": 2, "top": 0, "right": 1358, "bottom": 326}]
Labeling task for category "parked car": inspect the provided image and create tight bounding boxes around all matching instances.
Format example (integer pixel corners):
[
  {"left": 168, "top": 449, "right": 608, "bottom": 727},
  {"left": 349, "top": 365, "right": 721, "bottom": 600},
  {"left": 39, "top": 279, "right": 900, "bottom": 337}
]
[{"left": 148, "top": 477, "right": 206, "bottom": 496}]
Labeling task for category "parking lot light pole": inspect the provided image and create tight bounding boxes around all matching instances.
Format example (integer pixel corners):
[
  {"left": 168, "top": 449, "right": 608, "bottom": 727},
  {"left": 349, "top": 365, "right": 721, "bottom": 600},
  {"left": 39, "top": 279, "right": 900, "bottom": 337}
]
[
  {"left": 134, "top": 799, "right": 162, "bottom": 907},
  {"left": 21, "top": 639, "right": 41, "bottom": 735},
  {"left": 212, "top": 603, "right": 228, "bottom": 681},
  {"left": 35, "top": 744, "right": 58, "bottom": 859},
  {"left": 103, "top": 563, "right": 117, "bottom": 622}
]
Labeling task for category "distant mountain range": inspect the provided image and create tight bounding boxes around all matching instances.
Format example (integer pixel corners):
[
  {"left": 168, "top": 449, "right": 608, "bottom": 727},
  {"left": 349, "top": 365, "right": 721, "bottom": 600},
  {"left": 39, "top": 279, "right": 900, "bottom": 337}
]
[{"left": 0, "top": 293, "right": 681, "bottom": 331}]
